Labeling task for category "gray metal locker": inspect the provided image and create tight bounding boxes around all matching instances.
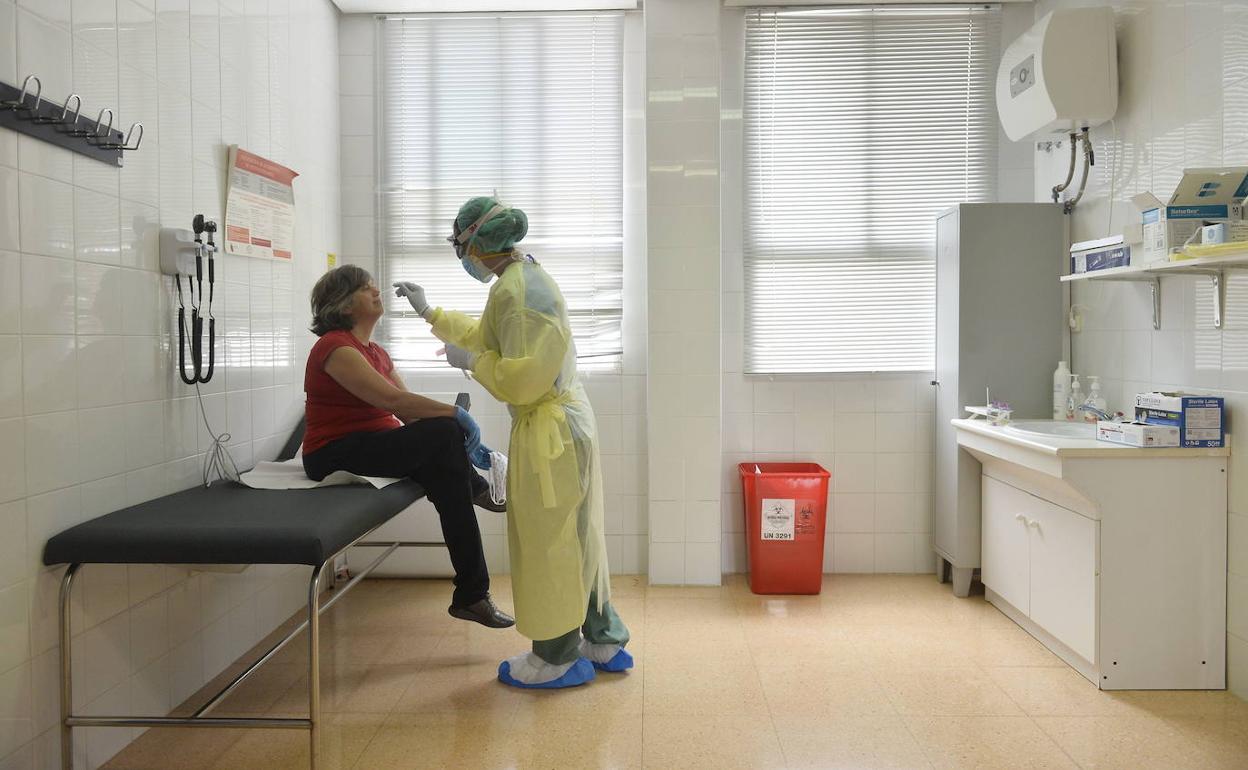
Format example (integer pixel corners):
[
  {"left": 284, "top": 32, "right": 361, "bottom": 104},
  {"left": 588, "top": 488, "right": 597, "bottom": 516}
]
[{"left": 933, "top": 203, "right": 1065, "bottom": 596}]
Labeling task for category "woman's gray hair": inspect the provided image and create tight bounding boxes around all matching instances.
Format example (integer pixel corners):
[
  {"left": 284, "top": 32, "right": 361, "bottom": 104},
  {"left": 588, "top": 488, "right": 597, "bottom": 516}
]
[{"left": 310, "top": 265, "right": 372, "bottom": 336}]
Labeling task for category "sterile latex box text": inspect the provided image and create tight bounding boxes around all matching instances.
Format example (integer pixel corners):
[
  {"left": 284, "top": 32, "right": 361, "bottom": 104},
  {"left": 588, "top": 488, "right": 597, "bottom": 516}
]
[{"left": 1133, "top": 393, "right": 1225, "bottom": 448}]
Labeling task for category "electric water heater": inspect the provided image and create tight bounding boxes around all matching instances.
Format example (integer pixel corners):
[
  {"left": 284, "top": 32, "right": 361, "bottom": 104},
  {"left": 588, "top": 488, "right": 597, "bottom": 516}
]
[{"left": 996, "top": 7, "right": 1118, "bottom": 142}]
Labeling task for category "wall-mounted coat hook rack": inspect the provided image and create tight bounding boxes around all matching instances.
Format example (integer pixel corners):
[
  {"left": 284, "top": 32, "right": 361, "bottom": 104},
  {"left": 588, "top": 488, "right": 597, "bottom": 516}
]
[{"left": 0, "top": 75, "right": 134, "bottom": 166}]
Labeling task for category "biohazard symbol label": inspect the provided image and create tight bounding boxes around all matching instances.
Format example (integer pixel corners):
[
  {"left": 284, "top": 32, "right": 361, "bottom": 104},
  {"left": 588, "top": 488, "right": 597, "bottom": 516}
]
[
  {"left": 795, "top": 502, "right": 817, "bottom": 536},
  {"left": 760, "top": 498, "right": 795, "bottom": 541}
]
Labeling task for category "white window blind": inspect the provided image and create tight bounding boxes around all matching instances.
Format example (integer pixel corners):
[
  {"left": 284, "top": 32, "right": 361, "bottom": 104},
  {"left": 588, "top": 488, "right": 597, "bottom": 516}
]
[
  {"left": 377, "top": 12, "right": 624, "bottom": 368},
  {"left": 744, "top": 6, "right": 1001, "bottom": 374}
]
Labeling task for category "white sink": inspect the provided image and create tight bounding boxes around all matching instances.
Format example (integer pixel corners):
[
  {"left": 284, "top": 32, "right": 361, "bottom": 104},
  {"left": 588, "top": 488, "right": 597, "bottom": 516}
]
[{"left": 1004, "top": 420, "right": 1096, "bottom": 440}]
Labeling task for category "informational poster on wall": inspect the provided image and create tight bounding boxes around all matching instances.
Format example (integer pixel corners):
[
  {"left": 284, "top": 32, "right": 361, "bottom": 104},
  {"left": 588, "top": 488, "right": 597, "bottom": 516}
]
[{"left": 224, "top": 145, "right": 298, "bottom": 260}]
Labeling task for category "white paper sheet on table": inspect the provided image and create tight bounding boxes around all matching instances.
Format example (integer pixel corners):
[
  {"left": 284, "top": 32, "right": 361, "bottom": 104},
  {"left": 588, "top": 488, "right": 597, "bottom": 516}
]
[{"left": 239, "top": 458, "right": 402, "bottom": 490}]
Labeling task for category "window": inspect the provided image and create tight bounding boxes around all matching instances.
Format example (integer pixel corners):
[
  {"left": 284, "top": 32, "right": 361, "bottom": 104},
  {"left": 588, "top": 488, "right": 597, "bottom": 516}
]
[
  {"left": 743, "top": 6, "right": 1001, "bottom": 374},
  {"left": 377, "top": 12, "right": 624, "bottom": 368}
]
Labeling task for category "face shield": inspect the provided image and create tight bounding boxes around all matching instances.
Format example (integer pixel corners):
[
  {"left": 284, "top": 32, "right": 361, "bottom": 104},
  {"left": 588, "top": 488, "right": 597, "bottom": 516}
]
[{"left": 448, "top": 203, "right": 512, "bottom": 283}]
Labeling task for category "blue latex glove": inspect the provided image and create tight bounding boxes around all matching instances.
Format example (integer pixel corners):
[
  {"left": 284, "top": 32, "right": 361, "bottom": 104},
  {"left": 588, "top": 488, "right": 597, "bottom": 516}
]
[
  {"left": 454, "top": 406, "right": 483, "bottom": 456},
  {"left": 469, "top": 444, "right": 493, "bottom": 471}
]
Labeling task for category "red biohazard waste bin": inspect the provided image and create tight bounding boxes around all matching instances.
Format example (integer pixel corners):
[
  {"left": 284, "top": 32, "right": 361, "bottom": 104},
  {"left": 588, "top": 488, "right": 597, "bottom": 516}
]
[{"left": 739, "top": 463, "right": 830, "bottom": 595}]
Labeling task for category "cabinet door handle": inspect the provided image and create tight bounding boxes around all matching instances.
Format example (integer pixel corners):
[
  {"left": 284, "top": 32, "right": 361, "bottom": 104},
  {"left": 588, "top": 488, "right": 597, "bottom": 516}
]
[
  {"left": 1027, "top": 519, "right": 1041, "bottom": 530},
  {"left": 1014, "top": 513, "right": 1028, "bottom": 524}
]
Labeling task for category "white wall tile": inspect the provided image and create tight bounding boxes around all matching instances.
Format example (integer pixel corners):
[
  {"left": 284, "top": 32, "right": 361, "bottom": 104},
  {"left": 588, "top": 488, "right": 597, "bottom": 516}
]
[
  {"left": 0, "top": 251, "right": 20, "bottom": 333},
  {"left": 117, "top": 68, "right": 159, "bottom": 207},
  {"left": 834, "top": 380, "right": 875, "bottom": 413},
  {"left": 0, "top": 582, "right": 30, "bottom": 674},
  {"left": 74, "top": 262, "right": 123, "bottom": 335},
  {"left": 24, "top": 488, "right": 79, "bottom": 581},
  {"left": 18, "top": 173, "right": 74, "bottom": 259},
  {"left": 876, "top": 453, "right": 915, "bottom": 495},
  {"left": 649, "top": 500, "right": 684, "bottom": 543},
  {"left": 0, "top": 336, "right": 21, "bottom": 419},
  {"left": 71, "top": 50, "right": 120, "bottom": 170},
  {"left": 834, "top": 533, "right": 874, "bottom": 574},
  {"left": 752, "top": 413, "right": 793, "bottom": 454},
  {"left": 77, "top": 405, "right": 125, "bottom": 481},
  {"left": 23, "top": 411, "right": 78, "bottom": 489},
  {"left": 120, "top": 268, "right": 161, "bottom": 336},
  {"left": 75, "top": 336, "right": 125, "bottom": 409},
  {"left": 16, "top": 7, "right": 72, "bottom": 96},
  {"left": 648, "top": 541, "right": 684, "bottom": 585},
  {"left": 0, "top": 660, "right": 33, "bottom": 758},
  {"left": 117, "top": 0, "right": 156, "bottom": 78},
  {"left": 0, "top": 2, "right": 15, "bottom": 87},
  {"left": 0, "top": 167, "right": 18, "bottom": 253},
  {"left": 21, "top": 335, "right": 76, "bottom": 415},
  {"left": 833, "top": 454, "right": 875, "bottom": 495},
  {"left": 875, "top": 533, "right": 916, "bottom": 574},
  {"left": 0, "top": 501, "right": 26, "bottom": 589},
  {"left": 123, "top": 400, "right": 164, "bottom": 470},
  {"left": 874, "top": 493, "right": 916, "bottom": 534},
  {"left": 128, "top": 593, "right": 167, "bottom": 673},
  {"left": 685, "top": 500, "right": 720, "bottom": 543},
  {"left": 17, "top": 135, "right": 72, "bottom": 185},
  {"left": 834, "top": 412, "right": 875, "bottom": 453},
  {"left": 874, "top": 378, "right": 915, "bottom": 413},
  {"left": 20, "top": 255, "right": 75, "bottom": 336},
  {"left": 0, "top": 418, "right": 26, "bottom": 502},
  {"left": 875, "top": 413, "right": 915, "bottom": 454},
  {"left": 76, "top": 610, "right": 129, "bottom": 708},
  {"left": 122, "top": 335, "right": 164, "bottom": 403},
  {"left": 684, "top": 540, "right": 720, "bottom": 584},
  {"left": 73, "top": 0, "right": 116, "bottom": 52},
  {"left": 833, "top": 494, "right": 874, "bottom": 534},
  {"left": 1230, "top": 512, "right": 1248, "bottom": 578}
]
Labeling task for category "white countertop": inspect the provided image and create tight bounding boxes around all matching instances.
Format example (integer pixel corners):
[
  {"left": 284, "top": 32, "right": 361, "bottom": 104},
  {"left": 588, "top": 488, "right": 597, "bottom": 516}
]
[{"left": 952, "top": 419, "right": 1230, "bottom": 458}]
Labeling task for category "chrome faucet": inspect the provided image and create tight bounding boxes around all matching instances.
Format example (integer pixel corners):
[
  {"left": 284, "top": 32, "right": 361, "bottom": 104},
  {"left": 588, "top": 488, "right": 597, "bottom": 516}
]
[{"left": 1076, "top": 403, "right": 1113, "bottom": 421}]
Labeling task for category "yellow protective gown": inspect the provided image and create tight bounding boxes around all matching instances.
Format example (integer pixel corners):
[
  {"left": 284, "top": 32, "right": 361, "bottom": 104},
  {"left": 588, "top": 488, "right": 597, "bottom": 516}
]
[{"left": 428, "top": 258, "right": 611, "bottom": 641}]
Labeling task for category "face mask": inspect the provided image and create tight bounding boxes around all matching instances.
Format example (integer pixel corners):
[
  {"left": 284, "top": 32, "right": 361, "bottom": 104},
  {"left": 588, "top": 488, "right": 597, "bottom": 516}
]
[{"left": 461, "top": 254, "right": 494, "bottom": 283}]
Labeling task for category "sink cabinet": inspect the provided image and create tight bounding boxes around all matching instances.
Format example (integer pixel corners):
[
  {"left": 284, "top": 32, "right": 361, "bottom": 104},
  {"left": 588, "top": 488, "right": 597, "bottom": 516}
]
[
  {"left": 982, "top": 476, "right": 1096, "bottom": 662},
  {"left": 956, "top": 419, "right": 1228, "bottom": 690}
]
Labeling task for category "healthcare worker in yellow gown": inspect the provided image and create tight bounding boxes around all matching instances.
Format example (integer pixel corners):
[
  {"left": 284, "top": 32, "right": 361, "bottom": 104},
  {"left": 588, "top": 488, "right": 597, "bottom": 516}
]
[{"left": 395, "top": 197, "right": 631, "bottom": 689}]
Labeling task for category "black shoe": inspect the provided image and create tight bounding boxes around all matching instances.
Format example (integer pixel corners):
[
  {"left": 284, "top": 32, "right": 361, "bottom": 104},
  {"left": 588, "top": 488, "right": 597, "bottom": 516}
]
[
  {"left": 449, "top": 595, "right": 515, "bottom": 628},
  {"left": 473, "top": 489, "right": 507, "bottom": 513}
]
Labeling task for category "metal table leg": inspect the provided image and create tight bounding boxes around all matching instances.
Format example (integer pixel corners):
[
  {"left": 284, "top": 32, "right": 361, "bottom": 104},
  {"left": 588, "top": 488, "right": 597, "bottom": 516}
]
[
  {"left": 59, "top": 564, "right": 80, "bottom": 770},
  {"left": 308, "top": 563, "right": 324, "bottom": 770}
]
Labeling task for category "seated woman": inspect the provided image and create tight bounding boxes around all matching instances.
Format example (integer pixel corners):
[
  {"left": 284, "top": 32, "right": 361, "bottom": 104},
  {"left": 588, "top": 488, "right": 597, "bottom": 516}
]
[{"left": 302, "top": 265, "right": 513, "bottom": 629}]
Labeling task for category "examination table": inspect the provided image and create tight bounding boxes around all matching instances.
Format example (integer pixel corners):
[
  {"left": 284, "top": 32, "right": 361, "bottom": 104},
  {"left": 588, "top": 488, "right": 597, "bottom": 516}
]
[{"left": 41, "top": 398, "right": 468, "bottom": 770}]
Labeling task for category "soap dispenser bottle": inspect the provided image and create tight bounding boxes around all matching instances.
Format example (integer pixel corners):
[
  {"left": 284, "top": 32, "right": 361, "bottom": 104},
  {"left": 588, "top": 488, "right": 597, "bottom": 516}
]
[
  {"left": 1083, "top": 376, "right": 1107, "bottom": 422},
  {"left": 1053, "top": 361, "right": 1072, "bottom": 420},
  {"left": 1066, "top": 375, "right": 1084, "bottom": 421}
]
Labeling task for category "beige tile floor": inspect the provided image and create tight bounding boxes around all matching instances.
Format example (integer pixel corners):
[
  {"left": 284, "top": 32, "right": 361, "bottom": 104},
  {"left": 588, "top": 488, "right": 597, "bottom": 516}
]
[{"left": 103, "top": 574, "right": 1248, "bottom": 769}]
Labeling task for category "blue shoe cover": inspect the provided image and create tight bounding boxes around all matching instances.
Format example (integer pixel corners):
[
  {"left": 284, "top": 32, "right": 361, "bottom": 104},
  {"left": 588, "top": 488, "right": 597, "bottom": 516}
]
[
  {"left": 497, "top": 657, "right": 596, "bottom": 690},
  {"left": 591, "top": 647, "right": 634, "bottom": 673}
]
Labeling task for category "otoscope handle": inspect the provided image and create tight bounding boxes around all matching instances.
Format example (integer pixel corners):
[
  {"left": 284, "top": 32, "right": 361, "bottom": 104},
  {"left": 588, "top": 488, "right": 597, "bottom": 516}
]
[
  {"left": 203, "top": 317, "right": 216, "bottom": 383},
  {"left": 178, "top": 306, "right": 197, "bottom": 385}
]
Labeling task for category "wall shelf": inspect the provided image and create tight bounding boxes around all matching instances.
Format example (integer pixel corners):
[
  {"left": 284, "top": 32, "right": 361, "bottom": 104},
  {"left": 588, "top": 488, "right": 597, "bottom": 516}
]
[{"left": 1061, "top": 251, "right": 1248, "bottom": 330}]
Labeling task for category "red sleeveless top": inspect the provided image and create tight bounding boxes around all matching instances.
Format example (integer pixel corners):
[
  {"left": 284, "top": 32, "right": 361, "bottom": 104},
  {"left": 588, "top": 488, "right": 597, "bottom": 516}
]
[{"left": 303, "top": 330, "right": 402, "bottom": 454}]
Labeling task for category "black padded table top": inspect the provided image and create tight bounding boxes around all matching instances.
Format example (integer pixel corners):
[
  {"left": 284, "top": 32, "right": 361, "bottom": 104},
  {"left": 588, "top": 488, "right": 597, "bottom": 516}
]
[{"left": 43, "top": 479, "right": 425, "bottom": 567}]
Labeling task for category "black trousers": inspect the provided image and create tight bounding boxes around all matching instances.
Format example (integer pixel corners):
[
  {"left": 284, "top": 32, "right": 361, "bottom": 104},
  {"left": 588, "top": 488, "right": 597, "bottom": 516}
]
[{"left": 303, "top": 418, "right": 491, "bottom": 607}]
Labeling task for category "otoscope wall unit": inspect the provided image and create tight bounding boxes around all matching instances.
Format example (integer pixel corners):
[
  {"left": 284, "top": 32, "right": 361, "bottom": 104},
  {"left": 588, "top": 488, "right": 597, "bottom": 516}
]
[
  {"left": 162, "top": 216, "right": 219, "bottom": 385},
  {"left": 0, "top": 75, "right": 143, "bottom": 167}
]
